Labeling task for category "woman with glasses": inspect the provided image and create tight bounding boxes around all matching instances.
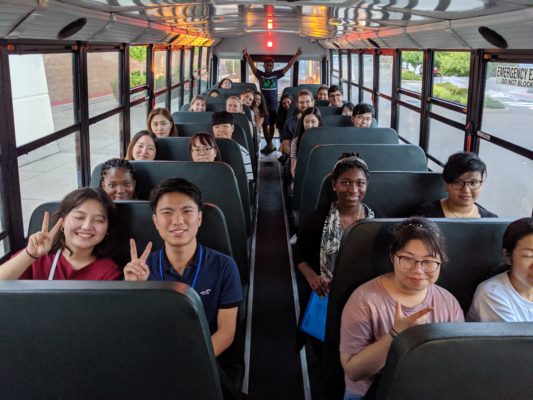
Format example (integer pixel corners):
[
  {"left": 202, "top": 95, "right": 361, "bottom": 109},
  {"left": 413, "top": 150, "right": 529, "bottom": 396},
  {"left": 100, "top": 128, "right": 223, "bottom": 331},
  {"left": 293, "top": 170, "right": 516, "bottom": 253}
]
[
  {"left": 340, "top": 217, "right": 464, "bottom": 400},
  {"left": 416, "top": 152, "right": 497, "bottom": 218},
  {"left": 467, "top": 217, "right": 532, "bottom": 322},
  {"left": 189, "top": 132, "right": 220, "bottom": 162}
]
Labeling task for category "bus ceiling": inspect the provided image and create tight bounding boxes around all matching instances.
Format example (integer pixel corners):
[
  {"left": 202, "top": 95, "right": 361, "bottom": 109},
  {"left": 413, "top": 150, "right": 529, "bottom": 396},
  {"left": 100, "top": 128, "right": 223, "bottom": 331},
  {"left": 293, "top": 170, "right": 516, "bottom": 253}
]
[{"left": 0, "top": 0, "right": 532, "bottom": 50}]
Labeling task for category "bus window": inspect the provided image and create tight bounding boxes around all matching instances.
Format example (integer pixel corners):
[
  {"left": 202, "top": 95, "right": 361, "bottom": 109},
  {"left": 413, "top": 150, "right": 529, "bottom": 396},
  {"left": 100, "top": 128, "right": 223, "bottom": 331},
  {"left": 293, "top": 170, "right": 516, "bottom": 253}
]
[
  {"left": 398, "top": 106, "right": 420, "bottom": 144},
  {"left": 89, "top": 113, "right": 121, "bottom": 172},
  {"left": 379, "top": 55, "right": 393, "bottom": 96},
  {"left": 218, "top": 58, "right": 241, "bottom": 83},
  {"left": 480, "top": 61, "right": 533, "bottom": 216},
  {"left": 427, "top": 118, "right": 465, "bottom": 164},
  {"left": 483, "top": 61, "right": 533, "bottom": 151},
  {"left": 478, "top": 142, "right": 532, "bottom": 217},
  {"left": 9, "top": 53, "right": 75, "bottom": 143},
  {"left": 129, "top": 46, "right": 147, "bottom": 88},
  {"left": 401, "top": 50, "right": 423, "bottom": 93},
  {"left": 87, "top": 52, "right": 119, "bottom": 118},
  {"left": 199, "top": 48, "right": 209, "bottom": 93},
  {"left": 130, "top": 101, "right": 149, "bottom": 134},
  {"left": 432, "top": 51, "right": 470, "bottom": 106},
  {"left": 183, "top": 49, "right": 192, "bottom": 81},
  {"left": 18, "top": 134, "right": 79, "bottom": 235},
  {"left": 154, "top": 50, "right": 168, "bottom": 92},
  {"left": 363, "top": 54, "right": 374, "bottom": 88},
  {"left": 171, "top": 49, "right": 182, "bottom": 85},
  {"left": 298, "top": 59, "right": 321, "bottom": 84},
  {"left": 378, "top": 97, "right": 391, "bottom": 128}
]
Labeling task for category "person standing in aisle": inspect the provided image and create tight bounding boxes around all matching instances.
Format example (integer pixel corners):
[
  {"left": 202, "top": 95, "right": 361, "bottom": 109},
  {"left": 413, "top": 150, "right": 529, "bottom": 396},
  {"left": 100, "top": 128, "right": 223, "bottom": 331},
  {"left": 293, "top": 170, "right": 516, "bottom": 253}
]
[{"left": 243, "top": 46, "right": 303, "bottom": 154}]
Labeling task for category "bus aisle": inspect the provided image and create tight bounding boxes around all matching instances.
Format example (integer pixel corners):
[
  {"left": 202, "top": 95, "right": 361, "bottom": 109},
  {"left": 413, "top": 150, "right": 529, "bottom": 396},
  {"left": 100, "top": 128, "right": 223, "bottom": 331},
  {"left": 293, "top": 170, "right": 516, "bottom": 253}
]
[{"left": 245, "top": 156, "right": 309, "bottom": 400}]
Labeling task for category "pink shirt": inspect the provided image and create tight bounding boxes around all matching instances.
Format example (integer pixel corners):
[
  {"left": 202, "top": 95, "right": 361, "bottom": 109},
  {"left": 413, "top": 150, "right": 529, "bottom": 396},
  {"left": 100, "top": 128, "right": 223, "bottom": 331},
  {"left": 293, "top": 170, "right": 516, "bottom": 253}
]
[
  {"left": 19, "top": 251, "right": 121, "bottom": 281},
  {"left": 340, "top": 275, "right": 464, "bottom": 396}
]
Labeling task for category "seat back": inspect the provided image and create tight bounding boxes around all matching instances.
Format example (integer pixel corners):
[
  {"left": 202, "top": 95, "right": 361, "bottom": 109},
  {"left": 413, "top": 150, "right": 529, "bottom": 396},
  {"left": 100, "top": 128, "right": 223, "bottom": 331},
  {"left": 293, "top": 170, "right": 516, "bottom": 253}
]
[
  {"left": 295, "top": 144, "right": 427, "bottom": 213},
  {"left": 202, "top": 87, "right": 243, "bottom": 97},
  {"left": 91, "top": 161, "right": 249, "bottom": 281},
  {"left": 157, "top": 137, "right": 192, "bottom": 161},
  {"left": 174, "top": 122, "right": 249, "bottom": 153},
  {"left": 294, "top": 127, "right": 399, "bottom": 204},
  {"left": 282, "top": 84, "right": 322, "bottom": 98},
  {"left": 322, "top": 218, "right": 512, "bottom": 400},
  {"left": 322, "top": 115, "right": 353, "bottom": 127},
  {"left": 317, "top": 106, "right": 342, "bottom": 116},
  {"left": 0, "top": 281, "right": 223, "bottom": 400},
  {"left": 313, "top": 171, "right": 446, "bottom": 221},
  {"left": 376, "top": 323, "right": 533, "bottom": 400},
  {"left": 156, "top": 137, "right": 251, "bottom": 219},
  {"left": 28, "top": 201, "right": 233, "bottom": 268}
]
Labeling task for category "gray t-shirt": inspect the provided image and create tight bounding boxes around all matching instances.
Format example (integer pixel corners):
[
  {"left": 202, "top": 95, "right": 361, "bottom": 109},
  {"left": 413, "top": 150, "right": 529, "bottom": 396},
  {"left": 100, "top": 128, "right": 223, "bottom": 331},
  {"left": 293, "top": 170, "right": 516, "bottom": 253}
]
[{"left": 340, "top": 275, "right": 464, "bottom": 396}]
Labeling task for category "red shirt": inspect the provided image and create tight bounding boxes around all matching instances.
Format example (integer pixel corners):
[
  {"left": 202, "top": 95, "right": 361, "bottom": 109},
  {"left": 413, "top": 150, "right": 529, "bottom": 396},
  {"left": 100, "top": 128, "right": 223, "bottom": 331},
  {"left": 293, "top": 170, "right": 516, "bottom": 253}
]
[{"left": 19, "top": 251, "right": 122, "bottom": 281}]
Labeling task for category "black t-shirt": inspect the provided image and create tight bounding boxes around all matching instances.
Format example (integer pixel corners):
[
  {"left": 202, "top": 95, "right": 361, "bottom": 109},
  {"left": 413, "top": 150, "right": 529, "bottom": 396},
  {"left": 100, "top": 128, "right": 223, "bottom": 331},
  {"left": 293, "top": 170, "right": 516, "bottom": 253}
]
[{"left": 255, "top": 69, "right": 285, "bottom": 108}]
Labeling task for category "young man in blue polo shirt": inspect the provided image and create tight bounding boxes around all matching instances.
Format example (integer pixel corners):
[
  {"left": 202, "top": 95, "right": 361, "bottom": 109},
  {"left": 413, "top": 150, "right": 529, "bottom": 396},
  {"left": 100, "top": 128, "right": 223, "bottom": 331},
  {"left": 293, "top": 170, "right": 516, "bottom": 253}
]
[
  {"left": 124, "top": 177, "right": 242, "bottom": 357},
  {"left": 243, "top": 46, "right": 302, "bottom": 154}
]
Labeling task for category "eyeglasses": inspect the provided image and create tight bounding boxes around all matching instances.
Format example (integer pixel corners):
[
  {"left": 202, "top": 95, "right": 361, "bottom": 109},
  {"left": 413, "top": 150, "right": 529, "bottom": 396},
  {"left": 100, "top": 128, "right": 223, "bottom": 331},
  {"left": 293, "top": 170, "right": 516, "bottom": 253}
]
[
  {"left": 191, "top": 146, "right": 214, "bottom": 154},
  {"left": 450, "top": 179, "right": 484, "bottom": 190},
  {"left": 395, "top": 255, "right": 441, "bottom": 273}
]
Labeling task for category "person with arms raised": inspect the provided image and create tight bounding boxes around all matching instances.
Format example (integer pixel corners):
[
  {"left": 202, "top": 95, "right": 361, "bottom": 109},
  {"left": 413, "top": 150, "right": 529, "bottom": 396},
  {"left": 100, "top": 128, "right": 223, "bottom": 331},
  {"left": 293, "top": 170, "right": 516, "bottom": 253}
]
[{"left": 243, "top": 46, "right": 302, "bottom": 154}]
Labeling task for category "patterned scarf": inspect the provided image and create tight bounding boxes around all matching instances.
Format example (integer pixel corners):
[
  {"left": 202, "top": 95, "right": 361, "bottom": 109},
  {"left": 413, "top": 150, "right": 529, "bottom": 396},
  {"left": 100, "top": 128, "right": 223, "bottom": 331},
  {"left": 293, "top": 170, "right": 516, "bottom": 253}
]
[{"left": 319, "top": 201, "right": 374, "bottom": 280}]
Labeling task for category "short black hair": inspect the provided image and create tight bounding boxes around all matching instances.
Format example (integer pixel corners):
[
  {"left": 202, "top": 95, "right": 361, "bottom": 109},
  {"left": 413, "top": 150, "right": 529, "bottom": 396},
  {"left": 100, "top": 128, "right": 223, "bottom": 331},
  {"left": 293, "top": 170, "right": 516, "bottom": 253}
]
[
  {"left": 211, "top": 110, "right": 234, "bottom": 126},
  {"left": 328, "top": 85, "right": 343, "bottom": 95},
  {"left": 149, "top": 178, "right": 203, "bottom": 211},
  {"left": 502, "top": 217, "right": 533, "bottom": 258},
  {"left": 342, "top": 102, "right": 355, "bottom": 112},
  {"left": 442, "top": 152, "right": 487, "bottom": 183},
  {"left": 264, "top": 56, "right": 274, "bottom": 63},
  {"left": 352, "top": 103, "right": 374, "bottom": 116},
  {"left": 332, "top": 152, "right": 370, "bottom": 181}
]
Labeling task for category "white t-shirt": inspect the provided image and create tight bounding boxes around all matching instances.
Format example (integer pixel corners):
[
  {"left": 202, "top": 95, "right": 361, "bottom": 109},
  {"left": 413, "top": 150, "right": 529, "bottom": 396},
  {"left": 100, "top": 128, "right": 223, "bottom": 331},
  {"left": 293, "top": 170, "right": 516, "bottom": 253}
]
[{"left": 467, "top": 271, "right": 533, "bottom": 322}]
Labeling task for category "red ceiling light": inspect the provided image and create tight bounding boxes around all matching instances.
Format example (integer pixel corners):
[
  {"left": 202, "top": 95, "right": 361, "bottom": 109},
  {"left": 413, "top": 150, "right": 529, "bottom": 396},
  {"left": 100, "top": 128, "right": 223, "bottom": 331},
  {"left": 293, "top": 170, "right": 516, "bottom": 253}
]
[
  {"left": 267, "top": 19, "right": 273, "bottom": 30},
  {"left": 267, "top": 40, "right": 273, "bottom": 48}
]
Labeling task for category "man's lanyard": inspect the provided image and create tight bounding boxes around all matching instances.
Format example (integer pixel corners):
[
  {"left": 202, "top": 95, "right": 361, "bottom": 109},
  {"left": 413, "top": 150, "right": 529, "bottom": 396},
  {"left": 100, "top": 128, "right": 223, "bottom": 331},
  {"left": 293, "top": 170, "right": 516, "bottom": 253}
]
[{"left": 158, "top": 245, "right": 203, "bottom": 289}]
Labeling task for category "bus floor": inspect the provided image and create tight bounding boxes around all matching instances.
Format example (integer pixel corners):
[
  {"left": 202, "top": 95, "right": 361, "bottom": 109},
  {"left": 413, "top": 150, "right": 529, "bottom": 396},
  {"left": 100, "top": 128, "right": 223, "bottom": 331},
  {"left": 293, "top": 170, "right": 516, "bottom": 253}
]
[{"left": 244, "top": 157, "right": 310, "bottom": 400}]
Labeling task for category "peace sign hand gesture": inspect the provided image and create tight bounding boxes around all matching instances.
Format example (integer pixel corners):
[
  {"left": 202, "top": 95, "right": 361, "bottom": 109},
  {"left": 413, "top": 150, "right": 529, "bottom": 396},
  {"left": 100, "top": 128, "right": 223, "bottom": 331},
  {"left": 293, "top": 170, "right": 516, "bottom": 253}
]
[
  {"left": 124, "top": 239, "right": 152, "bottom": 281},
  {"left": 392, "top": 301, "right": 433, "bottom": 335},
  {"left": 26, "top": 211, "right": 63, "bottom": 259},
  {"left": 296, "top": 46, "right": 303, "bottom": 57}
]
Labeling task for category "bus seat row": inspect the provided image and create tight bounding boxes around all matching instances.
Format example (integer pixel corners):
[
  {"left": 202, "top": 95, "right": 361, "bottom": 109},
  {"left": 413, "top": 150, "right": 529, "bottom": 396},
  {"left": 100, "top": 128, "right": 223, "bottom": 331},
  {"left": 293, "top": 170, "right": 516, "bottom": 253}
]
[
  {"left": 293, "top": 144, "right": 428, "bottom": 225},
  {"left": 282, "top": 84, "right": 322, "bottom": 98},
  {"left": 29, "top": 199, "right": 248, "bottom": 394},
  {"left": 0, "top": 280, "right": 223, "bottom": 400},
  {"left": 173, "top": 111, "right": 258, "bottom": 178},
  {"left": 29, "top": 201, "right": 232, "bottom": 272},
  {"left": 374, "top": 322, "right": 533, "bottom": 400},
  {"left": 293, "top": 127, "right": 399, "bottom": 202},
  {"left": 91, "top": 161, "right": 250, "bottom": 281},
  {"left": 157, "top": 137, "right": 252, "bottom": 211},
  {"left": 321, "top": 218, "right": 517, "bottom": 399},
  {"left": 304, "top": 171, "right": 446, "bottom": 224}
]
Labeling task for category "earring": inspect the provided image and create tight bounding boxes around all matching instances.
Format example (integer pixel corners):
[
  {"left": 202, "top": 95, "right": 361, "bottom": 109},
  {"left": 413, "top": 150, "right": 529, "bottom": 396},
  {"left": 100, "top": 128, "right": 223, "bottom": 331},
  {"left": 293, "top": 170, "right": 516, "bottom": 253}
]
[{"left": 60, "top": 227, "right": 64, "bottom": 232}]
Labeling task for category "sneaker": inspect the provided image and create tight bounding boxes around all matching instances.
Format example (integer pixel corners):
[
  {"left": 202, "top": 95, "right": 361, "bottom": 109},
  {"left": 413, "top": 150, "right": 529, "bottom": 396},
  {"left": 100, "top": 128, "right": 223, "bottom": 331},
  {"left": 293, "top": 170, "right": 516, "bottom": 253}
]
[
  {"left": 264, "top": 143, "right": 277, "bottom": 154},
  {"left": 290, "top": 234, "right": 297, "bottom": 245}
]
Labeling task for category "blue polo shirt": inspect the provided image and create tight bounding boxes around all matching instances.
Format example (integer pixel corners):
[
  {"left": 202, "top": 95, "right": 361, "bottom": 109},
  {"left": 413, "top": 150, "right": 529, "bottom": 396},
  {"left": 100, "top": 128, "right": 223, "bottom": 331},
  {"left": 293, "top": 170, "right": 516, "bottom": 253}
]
[{"left": 146, "top": 244, "right": 243, "bottom": 334}]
